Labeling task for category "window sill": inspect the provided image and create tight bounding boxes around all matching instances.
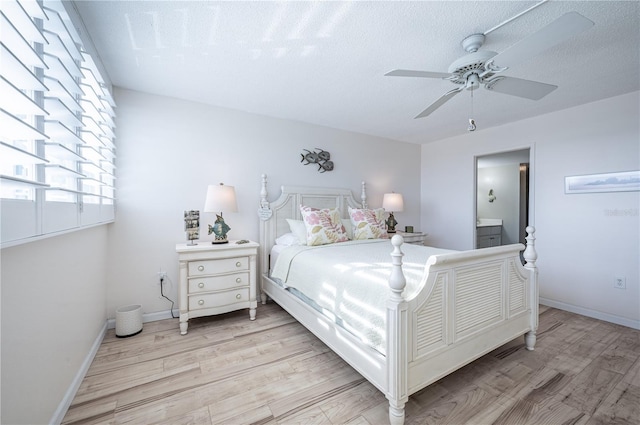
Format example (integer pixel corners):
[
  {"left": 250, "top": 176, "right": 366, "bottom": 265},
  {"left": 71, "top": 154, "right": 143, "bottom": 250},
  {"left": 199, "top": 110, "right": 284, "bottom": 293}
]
[{"left": 0, "top": 220, "right": 115, "bottom": 250}]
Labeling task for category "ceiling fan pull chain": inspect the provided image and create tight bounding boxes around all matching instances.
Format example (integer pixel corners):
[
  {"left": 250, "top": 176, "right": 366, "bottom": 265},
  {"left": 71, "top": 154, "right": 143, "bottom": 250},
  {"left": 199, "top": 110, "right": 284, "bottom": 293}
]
[{"left": 468, "top": 89, "right": 476, "bottom": 132}]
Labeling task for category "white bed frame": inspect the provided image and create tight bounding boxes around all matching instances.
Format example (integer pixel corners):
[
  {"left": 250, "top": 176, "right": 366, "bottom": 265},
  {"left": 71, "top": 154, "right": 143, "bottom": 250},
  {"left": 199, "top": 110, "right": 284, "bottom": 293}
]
[{"left": 257, "top": 175, "right": 538, "bottom": 425}]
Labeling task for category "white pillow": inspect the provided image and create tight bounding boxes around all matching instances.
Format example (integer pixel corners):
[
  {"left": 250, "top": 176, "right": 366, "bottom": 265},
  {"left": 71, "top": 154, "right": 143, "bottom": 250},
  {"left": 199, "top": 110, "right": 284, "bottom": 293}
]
[
  {"left": 286, "top": 219, "right": 307, "bottom": 245},
  {"left": 275, "top": 233, "right": 300, "bottom": 246}
]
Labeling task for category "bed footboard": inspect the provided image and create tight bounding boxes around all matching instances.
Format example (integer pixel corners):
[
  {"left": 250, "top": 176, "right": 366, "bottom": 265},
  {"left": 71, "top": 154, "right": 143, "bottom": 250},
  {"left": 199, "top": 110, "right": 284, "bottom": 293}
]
[{"left": 385, "top": 227, "right": 538, "bottom": 425}]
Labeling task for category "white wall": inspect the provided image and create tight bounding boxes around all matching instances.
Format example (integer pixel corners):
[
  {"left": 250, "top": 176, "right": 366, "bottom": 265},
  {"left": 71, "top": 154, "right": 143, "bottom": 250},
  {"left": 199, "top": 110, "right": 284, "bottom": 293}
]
[
  {"left": 107, "top": 88, "right": 422, "bottom": 318},
  {"left": 422, "top": 91, "right": 640, "bottom": 327},
  {"left": 1, "top": 225, "right": 109, "bottom": 424}
]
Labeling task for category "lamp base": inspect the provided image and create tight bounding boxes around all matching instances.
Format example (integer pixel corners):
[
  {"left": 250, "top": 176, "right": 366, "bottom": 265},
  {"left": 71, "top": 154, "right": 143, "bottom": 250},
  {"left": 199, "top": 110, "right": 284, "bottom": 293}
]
[
  {"left": 386, "top": 212, "right": 398, "bottom": 234},
  {"left": 208, "top": 215, "right": 231, "bottom": 245}
]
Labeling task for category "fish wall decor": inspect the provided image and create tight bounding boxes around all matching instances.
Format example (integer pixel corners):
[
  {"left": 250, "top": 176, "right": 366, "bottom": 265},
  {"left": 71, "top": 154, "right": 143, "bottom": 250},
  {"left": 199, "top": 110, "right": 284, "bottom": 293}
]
[{"left": 300, "top": 148, "right": 334, "bottom": 173}]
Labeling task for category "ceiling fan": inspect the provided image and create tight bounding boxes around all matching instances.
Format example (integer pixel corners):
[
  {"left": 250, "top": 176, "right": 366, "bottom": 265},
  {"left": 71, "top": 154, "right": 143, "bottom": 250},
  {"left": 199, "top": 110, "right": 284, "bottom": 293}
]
[{"left": 386, "top": 11, "right": 594, "bottom": 119}]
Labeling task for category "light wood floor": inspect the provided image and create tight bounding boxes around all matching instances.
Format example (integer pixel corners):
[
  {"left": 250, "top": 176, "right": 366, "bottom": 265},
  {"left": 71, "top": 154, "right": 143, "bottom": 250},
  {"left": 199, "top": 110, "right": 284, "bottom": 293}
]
[{"left": 63, "top": 303, "right": 639, "bottom": 425}]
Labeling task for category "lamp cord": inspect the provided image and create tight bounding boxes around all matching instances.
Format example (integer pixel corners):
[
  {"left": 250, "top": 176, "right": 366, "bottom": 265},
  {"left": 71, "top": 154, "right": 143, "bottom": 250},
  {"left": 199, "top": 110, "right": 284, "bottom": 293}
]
[{"left": 160, "top": 276, "right": 177, "bottom": 318}]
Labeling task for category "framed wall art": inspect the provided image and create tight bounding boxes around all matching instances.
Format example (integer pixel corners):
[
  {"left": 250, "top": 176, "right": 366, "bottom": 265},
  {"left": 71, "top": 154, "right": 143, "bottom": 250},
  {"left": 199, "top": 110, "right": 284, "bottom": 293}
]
[{"left": 565, "top": 170, "right": 640, "bottom": 194}]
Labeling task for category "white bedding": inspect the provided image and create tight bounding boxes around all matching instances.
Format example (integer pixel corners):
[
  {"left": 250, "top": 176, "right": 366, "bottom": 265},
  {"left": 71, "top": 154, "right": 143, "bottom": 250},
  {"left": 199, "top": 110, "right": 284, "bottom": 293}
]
[
  {"left": 270, "top": 244, "right": 288, "bottom": 271},
  {"left": 271, "top": 239, "right": 455, "bottom": 354}
]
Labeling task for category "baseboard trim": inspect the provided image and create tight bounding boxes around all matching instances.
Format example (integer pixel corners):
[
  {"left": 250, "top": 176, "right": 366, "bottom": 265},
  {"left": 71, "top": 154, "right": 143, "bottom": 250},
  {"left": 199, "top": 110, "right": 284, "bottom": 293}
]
[
  {"left": 106, "top": 309, "right": 179, "bottom": 329},
  {"left": 540, "top": 297, "right": 640, "bottom": 330},
  {"left": 50, "top": 321, "right": 107, "bottom": 425}
]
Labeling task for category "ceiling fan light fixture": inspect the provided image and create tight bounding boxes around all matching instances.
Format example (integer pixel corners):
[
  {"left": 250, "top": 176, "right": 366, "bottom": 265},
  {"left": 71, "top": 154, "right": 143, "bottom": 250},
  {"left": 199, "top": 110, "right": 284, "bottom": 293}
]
[{"left": 465, "top": 73, "right": 480, "bottom": 90}]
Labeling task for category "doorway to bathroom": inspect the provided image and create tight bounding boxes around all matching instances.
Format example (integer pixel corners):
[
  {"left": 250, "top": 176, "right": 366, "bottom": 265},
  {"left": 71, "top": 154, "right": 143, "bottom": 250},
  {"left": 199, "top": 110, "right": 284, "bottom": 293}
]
[{"left": 475, "top": 149, "right": 530, "bottom": 248}]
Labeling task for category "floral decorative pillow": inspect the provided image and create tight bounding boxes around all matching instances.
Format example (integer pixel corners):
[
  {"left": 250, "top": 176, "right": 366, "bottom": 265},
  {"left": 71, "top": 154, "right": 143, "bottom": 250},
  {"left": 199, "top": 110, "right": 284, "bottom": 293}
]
[
  {"left": 348, "top": 207, "right": 388, "bottom": 240},
  {"left": 300, "top": 205, "right": 349, "bottom": 246}
]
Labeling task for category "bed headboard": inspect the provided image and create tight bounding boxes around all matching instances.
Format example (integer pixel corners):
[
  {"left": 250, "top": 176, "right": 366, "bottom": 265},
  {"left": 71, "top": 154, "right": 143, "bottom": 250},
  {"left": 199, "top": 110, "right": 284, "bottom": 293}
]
[{"left": 257, "top": 174, "right": 367, "bottom": 277}]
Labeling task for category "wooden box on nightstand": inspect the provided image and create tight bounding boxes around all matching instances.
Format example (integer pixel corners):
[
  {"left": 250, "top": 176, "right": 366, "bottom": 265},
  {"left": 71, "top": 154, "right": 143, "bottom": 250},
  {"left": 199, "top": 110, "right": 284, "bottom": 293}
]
[{"left": 175, "top": 240, "right": 259, "bottom": 335}]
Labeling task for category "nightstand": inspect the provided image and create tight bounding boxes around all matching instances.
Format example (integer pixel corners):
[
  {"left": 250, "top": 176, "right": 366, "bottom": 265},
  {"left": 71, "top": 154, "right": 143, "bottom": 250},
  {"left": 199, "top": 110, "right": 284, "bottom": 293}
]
[
  {"left": 394, "top": 231, "right": 427, "bottom": 245},
  {"left": 175, "top": 240, "right": 259, "bottom": 335}
]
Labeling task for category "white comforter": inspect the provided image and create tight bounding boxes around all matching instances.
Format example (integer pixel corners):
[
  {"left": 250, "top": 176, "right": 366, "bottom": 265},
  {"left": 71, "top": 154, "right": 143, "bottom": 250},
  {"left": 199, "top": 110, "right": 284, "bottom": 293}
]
[{"left": 271, "top": 239, "right": 455, "bottom": 354}]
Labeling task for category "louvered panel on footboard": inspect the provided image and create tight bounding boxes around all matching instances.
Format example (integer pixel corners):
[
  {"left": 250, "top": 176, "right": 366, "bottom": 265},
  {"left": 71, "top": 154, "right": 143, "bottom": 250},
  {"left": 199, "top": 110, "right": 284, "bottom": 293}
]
[
  {"left": 408, "top": 244, "right": 535, "bottom": 374},
  {"left": 413, "top": 273, "right": 447, "bottom": 358},
  {"left": 455, "top": 261, "right": 504, "bottom": 337}
]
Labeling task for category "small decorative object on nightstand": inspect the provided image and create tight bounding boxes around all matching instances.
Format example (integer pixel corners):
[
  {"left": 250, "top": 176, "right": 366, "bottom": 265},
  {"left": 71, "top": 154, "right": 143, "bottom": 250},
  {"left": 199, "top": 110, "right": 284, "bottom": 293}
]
[
  {"left": 204, "top": 183, "right": 238, "bottom": 244},
  {"left": 176, "top": 240, "right": 259, "bottom": 335},
  {"left": 396, "top": 230, "right": 427, "bottom": 245},
  {"left": 382, "top": 192, "right": 404, "bottom": 233},
  {"left": 184, "top": 210, "right": 200, "bottom": 245}
]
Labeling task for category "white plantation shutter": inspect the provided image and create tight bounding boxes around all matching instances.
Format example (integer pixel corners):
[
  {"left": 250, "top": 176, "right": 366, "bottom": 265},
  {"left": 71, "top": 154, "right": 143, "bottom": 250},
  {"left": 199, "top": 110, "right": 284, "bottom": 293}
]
[{"left": 0, "top": 0, "right": 116, "bottom": 246}]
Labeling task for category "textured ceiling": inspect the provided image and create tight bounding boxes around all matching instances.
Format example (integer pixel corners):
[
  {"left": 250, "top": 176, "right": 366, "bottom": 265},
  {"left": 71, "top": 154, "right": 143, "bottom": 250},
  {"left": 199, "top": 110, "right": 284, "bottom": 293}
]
[{"left": 73, "top": 1, "right": 640, "bottom": 144}]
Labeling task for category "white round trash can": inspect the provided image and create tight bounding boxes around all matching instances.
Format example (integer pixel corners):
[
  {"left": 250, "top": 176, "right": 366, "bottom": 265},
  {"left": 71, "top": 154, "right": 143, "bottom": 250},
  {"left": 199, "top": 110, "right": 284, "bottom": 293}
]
[{"left": 115, "top": 304, "right": 143, "bottom": 338}]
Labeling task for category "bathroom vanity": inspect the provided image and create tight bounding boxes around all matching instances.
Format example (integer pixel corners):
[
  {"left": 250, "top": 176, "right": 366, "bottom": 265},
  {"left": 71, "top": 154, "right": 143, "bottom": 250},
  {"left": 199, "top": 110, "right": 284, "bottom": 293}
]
[{"left": 476, "top": 218, "right": 503, "bottom": 248}]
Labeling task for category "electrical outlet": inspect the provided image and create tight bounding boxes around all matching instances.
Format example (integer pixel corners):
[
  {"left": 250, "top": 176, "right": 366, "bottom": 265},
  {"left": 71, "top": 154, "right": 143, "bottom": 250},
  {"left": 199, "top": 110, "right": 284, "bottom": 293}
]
[
  {"left": 614, "top": 276, "right": 626, "bottom": 289},
  {"left": 158, "top": 271, "right": 167, "bottom": 281}
]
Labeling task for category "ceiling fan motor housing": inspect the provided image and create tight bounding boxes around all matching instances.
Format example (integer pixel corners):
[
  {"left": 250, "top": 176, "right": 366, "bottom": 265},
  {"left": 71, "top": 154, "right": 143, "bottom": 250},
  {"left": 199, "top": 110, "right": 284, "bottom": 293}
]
[{"left": 447, "top": 50, "right": 498, "bottom": 87}]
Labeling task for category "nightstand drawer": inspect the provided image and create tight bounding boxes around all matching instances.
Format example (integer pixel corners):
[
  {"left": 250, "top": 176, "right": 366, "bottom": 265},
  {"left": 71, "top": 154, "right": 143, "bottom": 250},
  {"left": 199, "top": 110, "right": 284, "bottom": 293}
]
[
  {"left": 188, "top": 288, "right": 249, "bottom": 310},
  {"left": 188, "top": 272, "right": 249, "bottom": 293},
  {"left": 188, "top": 256, "right": 249, "bottom": 276}
]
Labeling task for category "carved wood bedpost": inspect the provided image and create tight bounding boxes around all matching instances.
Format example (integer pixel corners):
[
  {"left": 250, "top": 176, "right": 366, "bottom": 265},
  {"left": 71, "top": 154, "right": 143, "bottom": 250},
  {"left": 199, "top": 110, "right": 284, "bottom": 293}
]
[
  {"left": 361, "top": 181, "right": 368, "bottom": 208},
  {"left": 387, "top": 235, "right": 408, "bottom": 425},
  {"left": 523, "top": 226, "right": 538, "bottom": 351},
  {"left": 258, "top": 174, "right": 271, "bottom": 305},
  {"left": 260, "top": 174, "right": 269, "bottom": 211}
]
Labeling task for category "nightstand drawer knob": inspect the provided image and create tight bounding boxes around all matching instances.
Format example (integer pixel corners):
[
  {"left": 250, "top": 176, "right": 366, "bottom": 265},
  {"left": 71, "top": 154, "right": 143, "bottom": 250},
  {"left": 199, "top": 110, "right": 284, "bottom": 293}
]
[
  {"left": 236, "top": 294, "right": 241, "bottom": 300},
  {"left": 198, "top": 282, "right": 205, "bottom": 288},
  {"left": 198, "top": 299, "right": 204, "bottom": 305},
  {"left": 198, "top": 265, "right": 205, "bottom": 272},
  {"left": 235, "top": 261, "right": 241, "bottom": 267},
  {"left": 236, "top": 277, "right": 242, "bottom": 283}
]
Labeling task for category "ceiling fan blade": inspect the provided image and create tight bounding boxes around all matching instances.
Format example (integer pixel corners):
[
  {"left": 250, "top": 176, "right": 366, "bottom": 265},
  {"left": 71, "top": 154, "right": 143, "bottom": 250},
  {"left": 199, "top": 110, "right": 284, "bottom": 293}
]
[
  {"left": 491, "top": 11, "right": 594, "bottom": 69},
  {"left": 385, "top": 69, "right": 451, "bottom": 79},
  {"left": 485, "top": 76, "right": 557, "bottom": 100},
  {"left": 415, "top": 87, "right": 463, "bottom": 119}
]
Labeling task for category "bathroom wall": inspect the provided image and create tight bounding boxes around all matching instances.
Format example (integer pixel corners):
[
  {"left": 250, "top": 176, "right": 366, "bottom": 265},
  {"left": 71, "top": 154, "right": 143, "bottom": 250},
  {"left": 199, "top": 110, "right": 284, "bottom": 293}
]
[{"left": 477, "top": 163, "right": 521, "bottom": 245}]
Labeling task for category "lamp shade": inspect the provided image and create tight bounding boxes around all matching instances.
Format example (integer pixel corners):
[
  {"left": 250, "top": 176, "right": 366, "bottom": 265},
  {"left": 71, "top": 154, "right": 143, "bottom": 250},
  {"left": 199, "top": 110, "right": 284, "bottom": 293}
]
[
  {"left": 204, "top": 183, "right": 238, "bottom": 213},
  {"left": 382, "top": 193, "right": 404, "bottom": 212}
]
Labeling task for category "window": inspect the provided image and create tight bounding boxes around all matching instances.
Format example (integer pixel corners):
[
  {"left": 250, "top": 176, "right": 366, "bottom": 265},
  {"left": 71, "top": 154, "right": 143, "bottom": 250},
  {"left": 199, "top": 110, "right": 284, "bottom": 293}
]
[{"left": 0, "top": 0, "right": 116, "bottom": 246}]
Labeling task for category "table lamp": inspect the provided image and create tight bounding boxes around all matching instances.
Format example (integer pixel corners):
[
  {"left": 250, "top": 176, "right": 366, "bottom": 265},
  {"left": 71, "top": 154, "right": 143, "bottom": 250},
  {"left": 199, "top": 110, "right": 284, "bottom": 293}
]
[
  {"left": 204, "top": 183, "right": 238, "bottom": 244},
  {"left": 382, "top": 192, "right": 404, "bottom": 233}
]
